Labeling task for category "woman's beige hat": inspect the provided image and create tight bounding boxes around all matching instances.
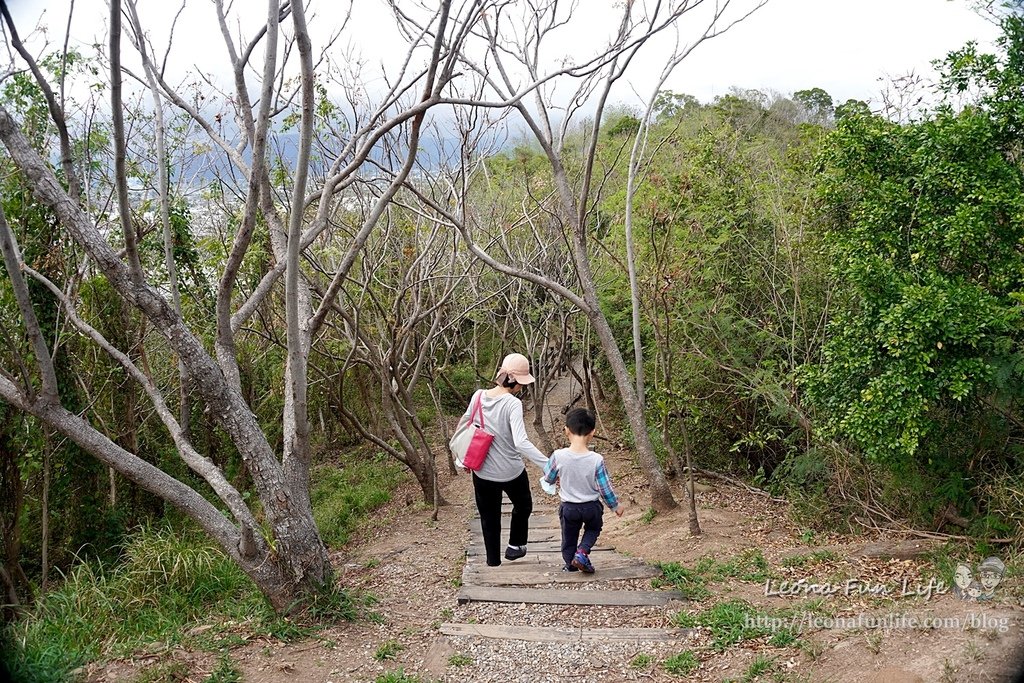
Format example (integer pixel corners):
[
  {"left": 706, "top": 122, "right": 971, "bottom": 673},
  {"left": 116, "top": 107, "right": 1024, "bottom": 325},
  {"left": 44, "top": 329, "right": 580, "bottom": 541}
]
[{"left": 496, "top": 353, "right": 536, "bottom": 385}]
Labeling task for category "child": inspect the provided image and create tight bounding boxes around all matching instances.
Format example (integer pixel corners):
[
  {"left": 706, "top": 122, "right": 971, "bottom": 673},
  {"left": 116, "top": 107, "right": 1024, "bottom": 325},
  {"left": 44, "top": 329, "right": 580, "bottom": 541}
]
[{"left": 542, "top": 408, "right": 623, "bottom": 573}]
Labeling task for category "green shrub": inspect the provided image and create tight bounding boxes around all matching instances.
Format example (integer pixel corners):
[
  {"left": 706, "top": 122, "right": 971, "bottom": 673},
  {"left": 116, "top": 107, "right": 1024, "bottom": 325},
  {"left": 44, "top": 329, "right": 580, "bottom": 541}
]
[
  {"left": 375, "top": 670, "right": 425, "bottom": 683},
  {"left": 663, "top": 650, "right": 699, "bottom": 676},
  {"left": 374, "top": 639, "right": 403, "bottom": 661},
  {"left": 630, "top": 653, "right": 655, "bottom": 668},
  {"left": 671, "top": 600, "right": 775, "bottom": 651}
]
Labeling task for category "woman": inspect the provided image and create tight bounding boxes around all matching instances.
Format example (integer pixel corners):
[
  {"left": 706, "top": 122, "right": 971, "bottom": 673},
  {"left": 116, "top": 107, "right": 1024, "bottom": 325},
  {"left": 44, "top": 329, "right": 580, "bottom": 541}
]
[{"left": 460, "top": 353, "right": 549, "bottom": 566}]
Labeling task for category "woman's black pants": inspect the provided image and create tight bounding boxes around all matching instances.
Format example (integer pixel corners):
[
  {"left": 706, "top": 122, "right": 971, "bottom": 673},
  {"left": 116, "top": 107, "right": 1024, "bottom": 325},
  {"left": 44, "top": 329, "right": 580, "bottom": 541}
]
[{"left": 472, "top": 469, "right": 532, "bottom": 566}]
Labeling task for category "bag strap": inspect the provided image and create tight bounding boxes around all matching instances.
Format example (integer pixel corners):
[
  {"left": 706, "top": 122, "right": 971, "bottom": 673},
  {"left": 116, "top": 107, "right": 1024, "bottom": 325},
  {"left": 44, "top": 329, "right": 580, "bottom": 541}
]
[{"left": 471, "top": 390, "right": 486, "bottom": 428}]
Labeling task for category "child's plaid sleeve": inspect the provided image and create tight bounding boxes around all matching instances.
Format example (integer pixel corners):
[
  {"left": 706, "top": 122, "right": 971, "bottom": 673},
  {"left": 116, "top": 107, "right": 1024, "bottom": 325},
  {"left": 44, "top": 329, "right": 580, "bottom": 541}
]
[
  {"left": 594, "top": 461, "right": 618, "bottom": 509},
  {"left": 543, "top": 453, "right": 558, "bottom": 484}
]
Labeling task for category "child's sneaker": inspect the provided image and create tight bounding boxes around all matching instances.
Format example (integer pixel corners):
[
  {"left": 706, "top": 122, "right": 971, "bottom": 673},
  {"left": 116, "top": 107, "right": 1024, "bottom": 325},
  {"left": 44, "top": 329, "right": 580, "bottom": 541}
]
[
  {"left": 561, "top": 565, "right": 580, "bottom": 572},
  {"left": 571, "top": 549, "right": 594, "bottom": 573}
]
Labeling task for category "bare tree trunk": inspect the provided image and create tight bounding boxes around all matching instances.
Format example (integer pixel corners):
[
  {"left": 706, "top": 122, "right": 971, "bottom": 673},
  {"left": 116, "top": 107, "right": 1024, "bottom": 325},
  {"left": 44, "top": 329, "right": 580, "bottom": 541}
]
[
  {"left": 592, "top": 357, "right": 607, "bottom": 404},
  {"left": 412, "top": 459, "right": 444, "bottom": 509},
  {"left": 108, "top": 467, "right": 116, "bottom": 507},
  {"left": 584, "top": 305, "right": 677, "bottom": 511},
  {"left": 41, "top": 426, "right": 51, "bottom": 593},
  {"left": 1, "top": 565, "right": 19, "bottom": 622},
  {"left": 662, "top": 409, "right": 686, "bottom": 480},
  {"left": 654, "top": 286, "right": 701, "bottom": 534},
  {"left": 0, "top": 110, "right": 332, "bottom": 612},
  {"left": 544, "top": 32, "right": 676, "bottom": 511},
  {"left": 531, "top": 372, "right": 555, "bottom": 454},
  {"left": 125, "top": 0, "right": 190, "bottom": 438},
  {"left": 679, "top": 416, "right": 702, "bottom": 536},
  {"left": 109, "top": 0, "right": 143, "bottom": 284},
  {"left": 380, "top": 379, "right": 448, "bottom": 507},
  {"left": 0, "top": 424, "right": 31, "bottom": 613},
  {"left": 426, "top": 374, "right": 460, "bottom": 476},
  {"left": 281, "top": 0, "right": 314, "bottom": 506},
  {"left": 431, "top": 443, "right": 440, "bottom": 521},
  {"left": 571, "top": 354, "right": 596, "bottom": 412}
]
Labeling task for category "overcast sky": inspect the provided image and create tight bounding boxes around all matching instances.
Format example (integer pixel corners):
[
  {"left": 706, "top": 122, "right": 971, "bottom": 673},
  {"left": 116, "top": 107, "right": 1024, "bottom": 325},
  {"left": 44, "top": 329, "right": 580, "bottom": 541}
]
[
  {"left": 663, "top": 0, "right": 1000, "bottom": 104},
  {"left": 5, "top": 0, "right": 1002, "bottom": 109}
]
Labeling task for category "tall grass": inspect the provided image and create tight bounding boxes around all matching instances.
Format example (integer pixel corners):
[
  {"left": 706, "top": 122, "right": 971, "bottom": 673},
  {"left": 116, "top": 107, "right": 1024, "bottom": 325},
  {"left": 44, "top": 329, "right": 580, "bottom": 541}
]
[
  {"left": 1, "top": 527, "right": 349, "bottom": 683},
  {"left": 312, "top": 454, "right": 404, "bottom": 547},
  {"left": 4, "top": 455, "right": 404, "bottom": 682},
  {"left": 2, "top": 529, "right": 263, "bottom": 682}
]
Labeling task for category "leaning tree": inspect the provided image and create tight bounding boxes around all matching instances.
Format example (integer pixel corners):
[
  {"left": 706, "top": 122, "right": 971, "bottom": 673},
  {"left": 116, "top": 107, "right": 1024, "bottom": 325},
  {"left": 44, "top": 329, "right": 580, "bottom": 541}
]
[
  {"left": 0, "top": 0, "right": 490, "bottom": 610},
  {"left": 0, "top": 0, "right": 725, "bottom": 608}
]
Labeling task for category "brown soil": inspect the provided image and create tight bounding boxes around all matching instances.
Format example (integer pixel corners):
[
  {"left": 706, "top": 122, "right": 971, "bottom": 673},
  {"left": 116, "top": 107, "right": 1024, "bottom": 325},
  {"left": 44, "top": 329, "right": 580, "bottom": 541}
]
[{"left": 85, "top": 372, "right": 1024, "bottom": 683}]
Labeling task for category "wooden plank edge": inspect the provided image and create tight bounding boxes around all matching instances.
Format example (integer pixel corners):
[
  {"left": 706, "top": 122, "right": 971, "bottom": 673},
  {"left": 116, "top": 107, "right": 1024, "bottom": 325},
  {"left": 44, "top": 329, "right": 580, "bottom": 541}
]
[
  {"left": 463, "top": 564, "right": 661, "bottom": 586},
  {"left": 465, "top": 546, "right": 616, "bottom": 555},
  {"left": 457, "top": 586, "right": 687, "bottom": 606},
  {"left": 581, "top": 627, "right": 695, "bottom": 642},
  {"left": 440, "top": 623, "right": 693, "bottom": 643},
  {"left": 441, "top": 623, "right": 580, "bottom": 643}
]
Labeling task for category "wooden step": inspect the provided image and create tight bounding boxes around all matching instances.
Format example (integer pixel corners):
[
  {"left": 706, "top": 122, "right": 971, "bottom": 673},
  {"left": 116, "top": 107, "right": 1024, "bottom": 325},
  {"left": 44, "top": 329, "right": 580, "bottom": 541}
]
[
  {"left": 466, "top": 545, "right": 614, "bottom": 557},
  {"left": 470, "top": 529, "right": 562, "bottom": 542},
  {"left": 457, "top": 586, "right": 685, "bottom": 606},
  {"left": 440, "top": 622, "right": 692, "bottom": 643},
  {"left": 464, "top": 554, "right": 641, "bottom": 572},
  {"left": 499, "top": 501, "right": 558, "bottom": 508},
  {"left": 463, "top": 564, "right": 661, "bottom": 586},
  {"left": 470, "top": 515, "right": 559, "bottom": 528}
]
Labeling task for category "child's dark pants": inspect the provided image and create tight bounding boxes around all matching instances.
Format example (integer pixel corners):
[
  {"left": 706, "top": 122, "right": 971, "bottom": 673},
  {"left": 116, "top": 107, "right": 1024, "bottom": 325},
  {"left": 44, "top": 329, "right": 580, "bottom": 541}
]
[
  {"left": 472, "top": 469, "right": 533, "bottom": 566},
  {"left": 559, "top": 500, "right": 604, "bottom": 567}
]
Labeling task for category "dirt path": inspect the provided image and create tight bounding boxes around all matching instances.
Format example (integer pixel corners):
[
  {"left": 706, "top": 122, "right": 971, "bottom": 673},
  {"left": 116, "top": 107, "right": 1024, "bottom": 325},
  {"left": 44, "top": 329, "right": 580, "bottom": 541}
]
[
  {"left": 265, "top": 367, "right": 1021, "bottom": 681},
  {"left": 91, "top": 366, "right": 1024, "bottom": 682}
]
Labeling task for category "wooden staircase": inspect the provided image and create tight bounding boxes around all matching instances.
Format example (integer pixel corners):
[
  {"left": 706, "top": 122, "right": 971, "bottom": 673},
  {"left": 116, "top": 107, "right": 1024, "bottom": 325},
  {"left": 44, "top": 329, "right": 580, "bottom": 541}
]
[{"left": 441, "top": 505, "right": 691, "bottom": 644}]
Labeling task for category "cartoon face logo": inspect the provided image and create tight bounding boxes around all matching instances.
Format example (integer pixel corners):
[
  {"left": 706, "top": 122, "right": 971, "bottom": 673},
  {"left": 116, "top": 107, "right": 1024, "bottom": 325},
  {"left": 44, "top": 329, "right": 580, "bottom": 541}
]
[
  {"left": 978, "top": 557, "right": 1005, "bottom": 594},
  {"left": 953, "top": 557, "right": 1004, "bottom": 601},
  {"left": 954, "top": 565, "right": 973, "bottom": 591}
]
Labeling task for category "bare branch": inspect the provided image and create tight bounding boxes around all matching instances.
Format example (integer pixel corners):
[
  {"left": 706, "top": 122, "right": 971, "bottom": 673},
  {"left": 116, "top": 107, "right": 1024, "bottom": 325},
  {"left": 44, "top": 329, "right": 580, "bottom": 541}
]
[
  {"left": 0, "top": 1, "right": 82, "bottom": 200},
  {"left": 212, "top": 0, "right": 282, "bottom": 392},
  {"left": 109, "top": 0, "right": 145, "bottom": 283},
  {"left": 23, "top": 264, "right": 259, "bottom": 533},
  {"left": 124, "top": 0, "right": 191, "bottom": 433},
  {"left": 0, "top": 203, "right": 59, "bottom": 402},
  {"left": 0, "top": 369, "right": 262, "bottom": 559}
]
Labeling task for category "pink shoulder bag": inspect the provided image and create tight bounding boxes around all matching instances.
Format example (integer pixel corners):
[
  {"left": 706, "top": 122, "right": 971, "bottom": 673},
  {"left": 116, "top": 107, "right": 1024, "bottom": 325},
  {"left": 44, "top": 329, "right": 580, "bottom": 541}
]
[{"left": 449, "top": 391, "right": 494, "bottom": 471}]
